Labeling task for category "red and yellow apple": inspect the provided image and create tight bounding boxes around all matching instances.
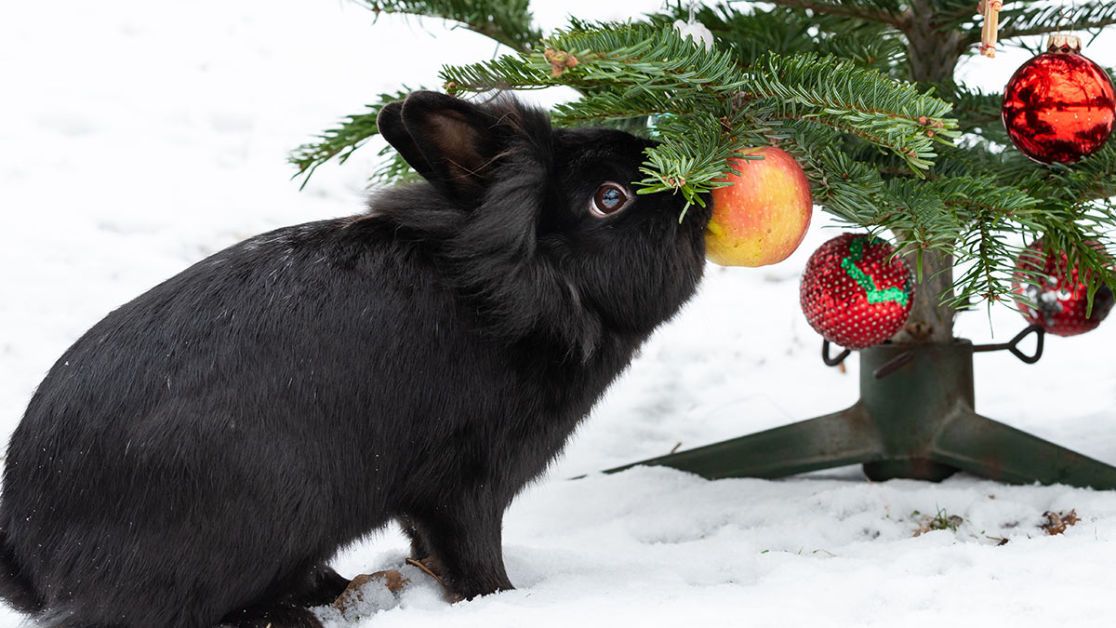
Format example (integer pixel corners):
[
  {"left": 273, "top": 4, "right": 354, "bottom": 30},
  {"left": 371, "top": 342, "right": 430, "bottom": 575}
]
[{"left": 705, "top": 147, "right": 813, "bottom": 267}]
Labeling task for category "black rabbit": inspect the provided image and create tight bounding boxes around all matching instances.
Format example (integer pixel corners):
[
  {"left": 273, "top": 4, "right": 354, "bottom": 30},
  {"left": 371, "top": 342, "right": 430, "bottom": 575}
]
[{"left": 0, "top": 91, "right": 710, "bottom": 627}]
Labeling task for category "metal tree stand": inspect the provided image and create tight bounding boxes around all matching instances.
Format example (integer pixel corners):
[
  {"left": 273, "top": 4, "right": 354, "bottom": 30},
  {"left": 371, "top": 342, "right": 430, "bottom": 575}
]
[{"left": 607, "top": 326, "right": 1116, "bottom": 489}]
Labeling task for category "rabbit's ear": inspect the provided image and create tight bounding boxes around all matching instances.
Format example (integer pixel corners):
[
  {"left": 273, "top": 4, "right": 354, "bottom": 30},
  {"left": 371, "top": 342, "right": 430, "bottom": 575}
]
[
  {"left": 377, "top": 102, "right": 437, "bottom": 181},
  {"left": 397, "top": 91, "right": 503, "bottom": 203}
]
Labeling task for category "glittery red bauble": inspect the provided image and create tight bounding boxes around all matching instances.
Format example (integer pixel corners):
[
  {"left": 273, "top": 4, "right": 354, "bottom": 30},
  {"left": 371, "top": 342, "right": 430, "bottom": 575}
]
[
  {"left": 1001, "top": 46, "right": 1115, "bottom": 164},
  {"left": 1012, "top": 239, "right": 1114, "bottom": 337},
  {"left": 800, "top": 234, "right": 914, "bottom": 349}
]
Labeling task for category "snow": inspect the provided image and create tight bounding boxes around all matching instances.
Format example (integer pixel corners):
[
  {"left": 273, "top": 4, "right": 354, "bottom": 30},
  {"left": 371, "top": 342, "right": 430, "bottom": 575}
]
[{"left": 2, "top": 1, "right": 1116, "bottom": 626}]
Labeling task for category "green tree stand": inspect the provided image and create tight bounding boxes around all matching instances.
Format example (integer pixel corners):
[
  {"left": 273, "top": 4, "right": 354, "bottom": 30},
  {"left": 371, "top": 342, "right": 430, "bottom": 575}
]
[{"left": 607, "top": 333, "right": 1116, "bottom": 489}]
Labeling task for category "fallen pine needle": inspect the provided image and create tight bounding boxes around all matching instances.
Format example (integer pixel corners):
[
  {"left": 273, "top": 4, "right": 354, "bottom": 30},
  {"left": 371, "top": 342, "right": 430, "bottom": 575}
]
[{"left": 1041, "top": 510, "right": 1080, "bottom": 536}]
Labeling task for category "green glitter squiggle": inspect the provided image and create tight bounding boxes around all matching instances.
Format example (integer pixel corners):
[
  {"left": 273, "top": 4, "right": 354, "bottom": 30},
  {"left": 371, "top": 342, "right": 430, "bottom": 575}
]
[{"left": 840, "top": 237, "right": 911, "bottom": 307}]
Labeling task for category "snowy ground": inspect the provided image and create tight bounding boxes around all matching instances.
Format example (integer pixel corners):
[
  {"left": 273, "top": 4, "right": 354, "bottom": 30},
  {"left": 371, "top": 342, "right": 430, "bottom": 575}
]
[{"left": 3, "top": 1, "right": 1116, "bottom": 626}]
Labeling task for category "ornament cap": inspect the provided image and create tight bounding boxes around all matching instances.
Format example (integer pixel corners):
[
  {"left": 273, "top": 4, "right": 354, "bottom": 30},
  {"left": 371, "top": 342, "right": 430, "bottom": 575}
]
[{"left": 1046, "top": 34, "right": 1082, "bottom": 53}]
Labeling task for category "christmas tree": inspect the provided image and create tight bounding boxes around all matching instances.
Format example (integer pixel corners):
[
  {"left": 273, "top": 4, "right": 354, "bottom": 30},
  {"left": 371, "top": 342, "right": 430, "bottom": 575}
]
[{"left": 292, "top": 0, "right": 1116, "bottom": 486}]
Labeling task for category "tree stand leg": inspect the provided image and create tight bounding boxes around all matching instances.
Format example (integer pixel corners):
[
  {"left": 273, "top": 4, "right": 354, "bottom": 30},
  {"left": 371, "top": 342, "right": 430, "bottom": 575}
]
[{"left": 607, "top": 340, "right": 1116, "bottom": 489}]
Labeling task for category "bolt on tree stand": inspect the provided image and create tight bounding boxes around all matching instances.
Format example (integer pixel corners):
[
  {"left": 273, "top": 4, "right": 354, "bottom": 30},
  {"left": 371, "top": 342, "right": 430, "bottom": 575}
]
[{"left": 607, "top": 327, "right": 1116, "bottom": 489}]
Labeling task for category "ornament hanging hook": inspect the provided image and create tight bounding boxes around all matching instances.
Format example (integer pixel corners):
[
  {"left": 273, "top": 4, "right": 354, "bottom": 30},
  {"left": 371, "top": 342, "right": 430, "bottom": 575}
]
[
  {"left": 1047, "top": 0, "right": 1083, "bottom": 52},
  {"left": 1051, "top": 0, "right": 1081, "bottom": 45}
]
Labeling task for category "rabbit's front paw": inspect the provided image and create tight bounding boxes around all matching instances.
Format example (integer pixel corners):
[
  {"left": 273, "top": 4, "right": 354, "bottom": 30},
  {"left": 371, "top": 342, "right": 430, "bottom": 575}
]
[
  {"left": 405, "top": 555, "right": 462, "bottom": 601},
  {"left": 407, "top": 554, "right": 513, "bottom": 602}
]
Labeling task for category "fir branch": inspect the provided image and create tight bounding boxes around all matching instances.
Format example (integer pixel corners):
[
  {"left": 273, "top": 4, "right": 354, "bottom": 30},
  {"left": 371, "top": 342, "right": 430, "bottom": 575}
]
[
  {"left": 358, "top": 0, "right": 540, "bottom": 51},
  {"left": 918, "top": 176, "right": 1045, "bottom": 308},
  {"left": 972, "top": 1, "right": 1116, "bottom": 43},
  {"left": 370, "top": 145, "right": 423, "bottom": 187},
  {"left": 932, "top": 0, "right": 985, "bottom": 29},
  {"left": 749, "top": 52, "right": 957, "bottom": 171},
  {"left": 636, "top": 110, "right": 746, "bottom": 211},
  {"left": 542, "top": 24, "right": 751, "bottom": 95},
  {"left": 1031, "top": 208, "right": 1116, "bottom": 307},
  {"left": 442, "top": 53, "right": 551, "bottom": 92},
  {"left": 883, "top": 178, "right": 961, "bottom": 254},
  {"left": 931, "top": 176, "right": 1041, "bottom": 224},
  {"left": 292, "top": 0, "right": 1116, "bottom": 312},
  {"left": 951, "top": 219, "right": 1030, "bottom": 307},
  {"left": 782, "top": 125, "right": 1061, "bottom": 310},
  {"left": 1070, "top": 143, "right": 1116, "bottom": 203},
  {"left": 948, "top": 85, "right": 1001, "bottom": 132},
  {"left": 949, "top": 191, "right": 1116, "bottom": 309},
  {"left": 741, "top": 0, "right": 909, "bottom": 28},
  {"left": 996, "top": 141, "right": 1116, "bottom": 206},
  {"left": 289, "top": 88, "right": 412, "bottom": 187},
  {"left": 549, "top": 90, "right": 679, "bottom": 127},
  {"left": 442, "top": 23, "right": 955, "bottom": 201},
  {"left": 652, "top": 4, "right": 905, "bottom": 74},
  {"left": 779, "top": 121, "right": 889, "bottom": 225}
]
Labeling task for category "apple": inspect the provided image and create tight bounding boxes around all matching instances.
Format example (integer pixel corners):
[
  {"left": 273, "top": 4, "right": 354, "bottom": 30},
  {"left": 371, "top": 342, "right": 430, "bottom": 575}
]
[{"left": 705, "top": 147, "right": 813, "bottom": 267}]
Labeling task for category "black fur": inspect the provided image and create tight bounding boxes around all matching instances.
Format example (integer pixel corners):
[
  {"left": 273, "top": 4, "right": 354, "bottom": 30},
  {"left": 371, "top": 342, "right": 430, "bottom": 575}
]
[{"left": 0, "top": 92, "right": 709, "bottom": 627}]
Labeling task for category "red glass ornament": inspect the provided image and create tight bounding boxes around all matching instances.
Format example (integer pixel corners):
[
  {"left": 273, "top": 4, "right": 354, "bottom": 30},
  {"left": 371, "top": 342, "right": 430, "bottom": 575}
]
[
  {"left": 1001, "top": 37, "right": 1116, "bottom": 165},
  {"left": 1012, "top": 239, "right": 1114, "bottom": 337},
  {"left": 800, "top": 234, "right": 914, "bottom": 349}
]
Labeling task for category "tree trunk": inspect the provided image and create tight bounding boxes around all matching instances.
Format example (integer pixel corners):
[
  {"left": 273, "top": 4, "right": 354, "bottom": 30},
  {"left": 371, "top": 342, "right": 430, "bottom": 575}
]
[
  {"left": 893, "top": 0, "right": 966, "bottom": 344},
  {"left": 891, "top": 248, "right": 957, "bottom": 343}
]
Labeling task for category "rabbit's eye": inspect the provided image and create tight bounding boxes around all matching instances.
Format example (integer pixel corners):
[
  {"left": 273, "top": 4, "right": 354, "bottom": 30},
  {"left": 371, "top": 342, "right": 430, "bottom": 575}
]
[{"left": 590, "top": 182, "right": 632, "bottom": 217}]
